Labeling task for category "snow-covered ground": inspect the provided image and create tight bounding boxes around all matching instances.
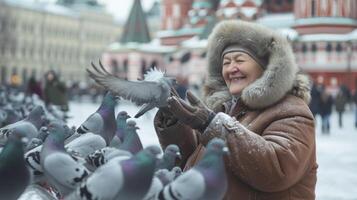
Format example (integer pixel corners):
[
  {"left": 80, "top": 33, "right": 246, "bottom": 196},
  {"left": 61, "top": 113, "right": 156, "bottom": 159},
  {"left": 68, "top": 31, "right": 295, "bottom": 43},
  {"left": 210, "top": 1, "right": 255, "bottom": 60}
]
[{"left": 67, "top": 100, "right": 357, "bottom": 200}]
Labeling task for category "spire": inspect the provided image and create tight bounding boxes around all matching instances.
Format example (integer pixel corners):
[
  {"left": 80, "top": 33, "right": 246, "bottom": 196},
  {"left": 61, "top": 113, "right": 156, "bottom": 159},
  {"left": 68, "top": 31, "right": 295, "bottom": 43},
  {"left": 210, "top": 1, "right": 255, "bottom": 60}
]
[{"left": 120, "top": 0, "right": 151, "bottom": 44}]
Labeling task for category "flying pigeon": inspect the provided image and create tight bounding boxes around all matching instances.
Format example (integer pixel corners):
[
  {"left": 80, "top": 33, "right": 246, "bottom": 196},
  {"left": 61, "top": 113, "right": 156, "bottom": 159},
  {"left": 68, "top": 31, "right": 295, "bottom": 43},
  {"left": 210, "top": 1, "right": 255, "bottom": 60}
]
[
  {"left": 157, "top": 138, "right": 229, "bottom": 200},
  {"left": 0, "top": 131, "right": 30, "bottom": 200},
  {"left": 65, "top": 145, "right": 161, "bottom": 200},
  {"left": 156, "top": 144, "right": 181, "bottom": 170},
  {"left": 76, "top": 92, "right": 117, "bottom": 145},
  {"left": 87, "top": 61, "right": 178, "bottom": 118},
  {"left": 41, "top": 121, "right": 90, "bottom": 197},
  {"left": 119, "top": 120, "right": 143, "bottom": 154},
  {"left": 0, "top": 105, "right": 45, "bottom": 146}
]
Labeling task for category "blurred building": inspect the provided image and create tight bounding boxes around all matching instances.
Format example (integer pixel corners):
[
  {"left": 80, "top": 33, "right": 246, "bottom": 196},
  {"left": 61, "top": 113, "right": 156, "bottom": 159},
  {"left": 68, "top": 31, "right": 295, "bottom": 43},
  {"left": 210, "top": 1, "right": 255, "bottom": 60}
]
[
  {"left": 0, "top": 0, "right": 121, "bottom": 85},
  {"left": 104, "top": 0, "right": 357, "bottom": 92}
]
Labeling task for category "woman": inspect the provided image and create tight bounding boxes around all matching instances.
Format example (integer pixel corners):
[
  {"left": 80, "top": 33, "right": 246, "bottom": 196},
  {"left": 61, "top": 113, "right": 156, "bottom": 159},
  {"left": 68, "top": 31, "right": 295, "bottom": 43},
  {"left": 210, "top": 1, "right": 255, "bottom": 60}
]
[
  {"left": 154, "top": 20, "right": 317, "bottom": 199},
  {"left": 44, "top": 70, "right": 69, "bottom": 112}
]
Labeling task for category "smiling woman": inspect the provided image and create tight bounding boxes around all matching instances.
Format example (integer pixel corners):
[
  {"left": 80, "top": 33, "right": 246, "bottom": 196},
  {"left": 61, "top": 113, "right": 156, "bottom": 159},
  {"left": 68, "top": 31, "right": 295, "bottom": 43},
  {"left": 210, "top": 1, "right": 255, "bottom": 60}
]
[{"left": 154, "top": 20, "right": 317, "bottom": 200}]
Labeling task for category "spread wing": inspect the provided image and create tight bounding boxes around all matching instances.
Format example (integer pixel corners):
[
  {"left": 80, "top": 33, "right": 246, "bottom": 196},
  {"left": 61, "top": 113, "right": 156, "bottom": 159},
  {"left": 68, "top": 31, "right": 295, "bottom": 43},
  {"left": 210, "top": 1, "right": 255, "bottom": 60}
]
[{"left": 87, "top": 61, "right": 163, "bottom": 105}]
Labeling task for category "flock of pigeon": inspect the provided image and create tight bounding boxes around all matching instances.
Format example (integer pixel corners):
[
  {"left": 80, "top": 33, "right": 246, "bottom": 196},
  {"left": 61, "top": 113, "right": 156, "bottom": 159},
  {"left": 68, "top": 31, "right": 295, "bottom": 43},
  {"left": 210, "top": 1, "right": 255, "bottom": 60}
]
[{"left": 0, "top": 86, "right": 229, "bottom": 200}]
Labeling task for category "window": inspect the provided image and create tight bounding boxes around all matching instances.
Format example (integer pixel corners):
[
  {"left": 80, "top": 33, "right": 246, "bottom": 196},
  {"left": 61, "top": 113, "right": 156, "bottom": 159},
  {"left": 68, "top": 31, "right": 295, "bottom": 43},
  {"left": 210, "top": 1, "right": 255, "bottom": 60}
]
[
  {"left": 302, "top": 44, "right": 307, "bottom": 52},
  {"left": 326, "top": 43, "right": 332, "bottom": 52},
  {"left": 173, "top": 4, "right": 181, "bottom": 17},
  {"left": 311, "top": 43, "right": 317, "bottom": 52},
  {"left": 336, "top": 43, "right": 342, "bottom": 52}
]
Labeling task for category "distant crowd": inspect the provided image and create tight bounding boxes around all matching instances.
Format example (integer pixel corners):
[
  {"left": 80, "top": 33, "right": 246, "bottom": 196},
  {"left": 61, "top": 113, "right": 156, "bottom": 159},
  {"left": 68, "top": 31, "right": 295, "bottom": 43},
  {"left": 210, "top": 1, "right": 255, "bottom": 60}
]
[{"left": 309, "top": 80, "right": 357, "bottom": 134}]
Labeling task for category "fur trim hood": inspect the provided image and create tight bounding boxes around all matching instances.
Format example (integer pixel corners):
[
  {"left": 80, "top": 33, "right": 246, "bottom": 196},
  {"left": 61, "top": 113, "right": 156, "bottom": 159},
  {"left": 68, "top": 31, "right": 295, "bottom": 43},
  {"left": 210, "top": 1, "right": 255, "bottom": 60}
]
[{"left": 203, "top": 20, "right": 311, "bottom": 111}]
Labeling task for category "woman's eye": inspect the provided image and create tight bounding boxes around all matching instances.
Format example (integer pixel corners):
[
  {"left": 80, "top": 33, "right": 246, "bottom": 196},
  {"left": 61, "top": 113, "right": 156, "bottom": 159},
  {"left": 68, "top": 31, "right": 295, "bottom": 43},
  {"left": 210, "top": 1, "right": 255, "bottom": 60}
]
[{"left": 223, "top": 62, "right": 230, "bottom": 66}]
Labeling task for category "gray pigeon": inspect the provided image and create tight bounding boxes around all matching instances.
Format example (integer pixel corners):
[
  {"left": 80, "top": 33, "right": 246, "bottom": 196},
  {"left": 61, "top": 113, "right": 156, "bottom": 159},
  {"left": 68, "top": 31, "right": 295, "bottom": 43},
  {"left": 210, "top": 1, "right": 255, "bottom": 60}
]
[
  {"left": 76, "top": 92, "right": 117, "bottom": 145},
  {"left": 0, "top": 131, "right": 30, "bottom": 200},
  {"left": 65, "top": 132, "right": 106, "bottom": 157},
  {"left": 157, "top": 138, "right": 229, "bottom": 200},
  {"left": 41, "top": 121, "right": 90, "bottom": 197},
  {"left": 87, "top": 61, "right": 177, "bottom": 118},
  {"left": 26, "top": 137, "right": 43, "bottom": 151},
  {"left": 156, "top": 144, "right": 181, "bottom": 170},
  {"left": 0, "top": 105, "right": 45, "bottom": 146},
  {"left": 65, "top": 146, "right": 161, "bottom": 200},
  {"left": 119, "top": 120, "right": 143, "bottom": 154}
]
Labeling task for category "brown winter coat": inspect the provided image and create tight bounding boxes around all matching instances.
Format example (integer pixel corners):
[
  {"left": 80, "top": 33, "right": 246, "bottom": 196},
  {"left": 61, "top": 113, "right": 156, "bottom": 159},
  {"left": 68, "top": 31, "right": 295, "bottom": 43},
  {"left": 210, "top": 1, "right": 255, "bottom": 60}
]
[{"left": 154, "top": 20, "right": 317, "bottom": 199}]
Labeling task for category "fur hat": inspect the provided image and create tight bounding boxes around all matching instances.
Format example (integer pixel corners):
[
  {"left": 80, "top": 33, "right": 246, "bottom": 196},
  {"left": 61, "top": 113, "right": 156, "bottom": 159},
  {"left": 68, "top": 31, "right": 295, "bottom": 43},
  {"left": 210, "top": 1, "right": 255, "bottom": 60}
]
[{"left": 203, "top": 20, "right": 311, "bottom": 110}]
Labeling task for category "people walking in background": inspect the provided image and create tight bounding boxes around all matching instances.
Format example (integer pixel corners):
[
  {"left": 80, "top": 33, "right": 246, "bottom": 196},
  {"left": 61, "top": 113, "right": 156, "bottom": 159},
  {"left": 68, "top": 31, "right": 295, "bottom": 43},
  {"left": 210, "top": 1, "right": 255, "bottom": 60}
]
[
  {"left": 320, "top": 88, "right": 333, "bottom": 134},
  {"left": 26, "top": 75, "right": 43, "bottom": 99},
  {"left": 43, "top": 70, "right": 69, "bottom": 112},
  {"left": 334, "top": 86, "right": 348, "bottom": 128},
  {"left": 309, "top": 81, "right": 323, "bottom": 118}
]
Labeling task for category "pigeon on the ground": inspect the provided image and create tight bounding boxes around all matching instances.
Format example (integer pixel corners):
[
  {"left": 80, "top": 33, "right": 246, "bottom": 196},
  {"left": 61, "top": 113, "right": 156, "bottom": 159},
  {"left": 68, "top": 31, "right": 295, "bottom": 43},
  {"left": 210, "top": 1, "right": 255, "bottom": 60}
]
[
  {"left": 157, "top": 138, "right": 229, "bottom": 200},
  {"left": 156, "top": 144, "right": 181, "bottom": 170},
  {"left": 65, "top": 132, "right": 106, "bottom": 157},
  {"left": 85, "top": 146, "right": 132, "bottom": 170},
  {"left": 0, "top": 105, "right": 45, "bottom": 146},
  {"left": 41, "top": 121, "right": 90, "bottom": 196},
  {"left": 0, "top": 132, "right": 30, "bottom": 200},
  {"left": 76, "top": 92, "right": 117, "bottom": 145},
  {"left": 119, "top": 120, "right": 143, "bottom": 154},
  {"left": 26, "top": 138, "right": 43, "bottom": 151},
  {"left": 65, "top": 145, "right": 161, "bottom": 200},
  {"left": 87, "top": 61, "right": 177, "bottom": 118}
]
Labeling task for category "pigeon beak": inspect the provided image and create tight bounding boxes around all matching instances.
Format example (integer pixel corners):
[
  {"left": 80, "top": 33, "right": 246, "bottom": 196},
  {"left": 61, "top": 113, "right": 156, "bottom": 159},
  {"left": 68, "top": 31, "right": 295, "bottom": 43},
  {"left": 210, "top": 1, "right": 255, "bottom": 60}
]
[
  {"left": 176, "top": 152, "right": 182, "bottom": 160},
  {"left": 223, "top": 146, "right": 230, "bottom": 155}
]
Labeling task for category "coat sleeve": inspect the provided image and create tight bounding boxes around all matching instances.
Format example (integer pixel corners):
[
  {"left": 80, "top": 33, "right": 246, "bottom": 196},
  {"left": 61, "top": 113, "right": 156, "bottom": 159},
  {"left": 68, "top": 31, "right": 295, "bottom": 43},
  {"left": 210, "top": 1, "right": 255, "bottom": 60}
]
[
  {"left": 154, "top": 109, "right": 199, "bottom": 168},
  {"left": 203, "top": 108, "right": 315, "bottom": 192}
]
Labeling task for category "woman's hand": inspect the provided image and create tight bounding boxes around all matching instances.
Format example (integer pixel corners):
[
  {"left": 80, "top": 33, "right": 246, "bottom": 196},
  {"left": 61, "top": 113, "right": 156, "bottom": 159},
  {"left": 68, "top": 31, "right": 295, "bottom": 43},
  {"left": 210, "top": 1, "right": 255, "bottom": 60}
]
[{"left": 167, "top": 91, "right": 216, "bottom": 133}]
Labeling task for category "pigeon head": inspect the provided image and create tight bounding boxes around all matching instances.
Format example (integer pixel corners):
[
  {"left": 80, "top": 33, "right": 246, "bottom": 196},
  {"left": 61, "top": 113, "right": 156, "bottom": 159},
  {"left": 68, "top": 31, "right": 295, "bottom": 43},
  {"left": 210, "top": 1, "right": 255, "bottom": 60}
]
[
  {"left": 26, "top": 106, "right": 45, "bottom": 128},
  {"left": 99, "top": 92, "right": 117, "bottom": 110},
  {"left": 144, "top": 145, "right": 162, "bottom": 158},
  {"left": 164, "top": 144, "right": 182, "bottom": 160},
  {"left": 206, "top": 138, "right": 229, "bottom": 155},
  {"left": 47, "top": 121, "right": 71, "bottom": 141},
  {"left": 126, "top": 120, "right": 139, "bottom": 130},
  {"left": 117, "top": 111, "right": 131, "bottom": 120}
]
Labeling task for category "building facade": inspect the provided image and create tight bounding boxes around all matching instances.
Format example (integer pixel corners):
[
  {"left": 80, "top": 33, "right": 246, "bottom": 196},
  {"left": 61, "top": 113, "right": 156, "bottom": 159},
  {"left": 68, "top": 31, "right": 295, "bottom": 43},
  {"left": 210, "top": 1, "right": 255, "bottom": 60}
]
[
  {"left": 0, "top": 0, "right": 121, "bottom": 85},
  {"left": 104, "top": 0, "right": 357, "bottom": 94}
]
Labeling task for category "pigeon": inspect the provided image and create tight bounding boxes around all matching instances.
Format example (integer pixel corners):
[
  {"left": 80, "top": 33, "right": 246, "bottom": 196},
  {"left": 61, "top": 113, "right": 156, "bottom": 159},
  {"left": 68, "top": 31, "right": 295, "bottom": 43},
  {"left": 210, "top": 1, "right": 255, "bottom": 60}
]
[
  {"left": 25, "top": 144, "right": 45, "bottom": 184},
  {"left": 41, "top": 121, "right": 90, "bottom": 197},
  {"left": 0, "top": 131, "right": 30, "bottom": 200},
  {"left": 119, "top": 120, "right": 143, "bottom": 154},
  {"left": 157, "top": 138, "right": 229, "bottom": 200},
  {"left": 0, "top": 105, "right": 45, "bottom": 146},
  {"left": 156, "top": 144, "right": 181, "bottom": 170},
  {"left": 65, "top": 145, "right": 161, "bottom": 200},
  {"left": 115, "top": 111, "right": 131, "bottom": 142},
  {"left": 87, "top": 61, "right": 177, "bottom": 118},
  {"left": 85, "top": 146, "right": 132, "bottom": 170},
  {"left": 65, "top": 132, "right": 106, "bottom": 157},
  {"left": 76, "top": 92, "right": 117, "bottom": 145},
  {"left": 26, "top": 137, "right": 43, "bottom": 151}
]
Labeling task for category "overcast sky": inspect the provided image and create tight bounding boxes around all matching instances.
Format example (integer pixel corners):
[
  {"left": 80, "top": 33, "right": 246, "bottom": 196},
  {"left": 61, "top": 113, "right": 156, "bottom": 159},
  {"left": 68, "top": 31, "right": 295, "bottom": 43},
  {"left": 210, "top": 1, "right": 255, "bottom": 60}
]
[{"left": 100, "top": 0, "right": 157, "bottom": 22}]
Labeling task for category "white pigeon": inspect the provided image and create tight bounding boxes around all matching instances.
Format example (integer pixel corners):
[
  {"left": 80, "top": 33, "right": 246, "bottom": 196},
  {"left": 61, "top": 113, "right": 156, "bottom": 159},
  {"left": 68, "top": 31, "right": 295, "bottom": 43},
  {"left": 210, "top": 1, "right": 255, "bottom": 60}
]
[{"left": 87, "top": 61, "right": 177, "bottom": 118}]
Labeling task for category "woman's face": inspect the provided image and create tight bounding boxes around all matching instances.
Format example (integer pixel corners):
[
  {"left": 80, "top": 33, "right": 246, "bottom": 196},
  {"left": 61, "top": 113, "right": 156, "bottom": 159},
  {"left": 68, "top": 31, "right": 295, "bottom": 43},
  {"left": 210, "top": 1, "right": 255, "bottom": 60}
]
[{"left": 222, "top": 51, "right": 264, "bottom": 95}]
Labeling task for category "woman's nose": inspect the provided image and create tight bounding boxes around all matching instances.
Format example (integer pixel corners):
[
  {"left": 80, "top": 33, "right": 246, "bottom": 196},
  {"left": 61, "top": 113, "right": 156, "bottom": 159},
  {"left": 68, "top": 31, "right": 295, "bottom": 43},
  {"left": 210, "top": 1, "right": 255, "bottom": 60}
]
[{"left": 228, "top": 63, "right": 239, "bottom": 74}]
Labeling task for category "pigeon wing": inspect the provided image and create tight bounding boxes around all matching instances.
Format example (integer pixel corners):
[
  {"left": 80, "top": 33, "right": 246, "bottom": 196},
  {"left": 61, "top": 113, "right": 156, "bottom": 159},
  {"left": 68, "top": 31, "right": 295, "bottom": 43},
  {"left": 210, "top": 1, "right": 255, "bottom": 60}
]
[{"left": 87, "top": 62, "right": 162, "bottom": 105}]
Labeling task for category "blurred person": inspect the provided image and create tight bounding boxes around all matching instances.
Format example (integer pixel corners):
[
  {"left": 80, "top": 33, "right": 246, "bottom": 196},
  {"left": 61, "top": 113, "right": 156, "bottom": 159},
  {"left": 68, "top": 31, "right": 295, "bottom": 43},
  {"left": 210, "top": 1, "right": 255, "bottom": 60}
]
[
  {"left": 43, "top": 70, "right": 69, "bottom": 112},
  {"left": 154, "top": 21, "right": 317, "bottom": 199},
  {"left": 309, "top": 81, "right": 323, "bottom": 118},
  {"left": 334, "top": 86, "right": 348, "bottom": 128},
  {"left": 26, "top": 75, "right": 43, "bottom": 99},
  {"left": 354, "top": 80, "right": 357, "bottom": 128},
  {"left": 320, "top": 88, "right": 333, "bottom": 134}
]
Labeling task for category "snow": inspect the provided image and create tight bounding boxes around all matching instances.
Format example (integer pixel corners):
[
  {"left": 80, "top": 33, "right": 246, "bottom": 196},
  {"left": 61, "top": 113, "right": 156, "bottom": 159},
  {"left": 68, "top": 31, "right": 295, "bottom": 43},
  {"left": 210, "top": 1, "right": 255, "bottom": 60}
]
[
  {"left": 257, "top": 13, "right": 295, "bottom": 28},
  {"left": 66, "top": 100, "right": 357, "bottom": 200},
  {"left": 295, "top": 17, "right": 357, "bottom": 26}
]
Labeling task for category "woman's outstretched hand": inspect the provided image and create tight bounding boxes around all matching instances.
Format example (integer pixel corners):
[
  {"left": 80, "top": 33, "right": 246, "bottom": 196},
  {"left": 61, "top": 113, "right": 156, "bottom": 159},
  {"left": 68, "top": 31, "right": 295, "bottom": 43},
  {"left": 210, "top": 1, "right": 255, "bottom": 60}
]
[{"left": 167, "top": 90, "right": 216, "bottom": 133}]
